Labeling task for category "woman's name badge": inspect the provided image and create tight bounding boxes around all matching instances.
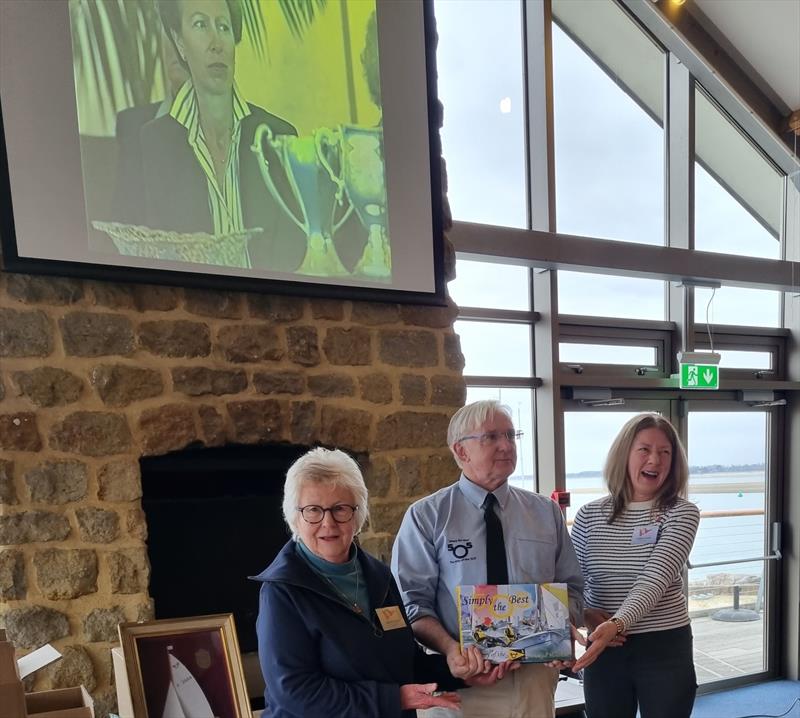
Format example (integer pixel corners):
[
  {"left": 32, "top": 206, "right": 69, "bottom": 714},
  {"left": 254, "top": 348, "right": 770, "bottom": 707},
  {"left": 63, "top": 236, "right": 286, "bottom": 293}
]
[
  {"left": 375, "top": 606, "right": 407, "bottom": 631},
  {"left": 631, "top": 524, "right": 659, "bottom": 545}
]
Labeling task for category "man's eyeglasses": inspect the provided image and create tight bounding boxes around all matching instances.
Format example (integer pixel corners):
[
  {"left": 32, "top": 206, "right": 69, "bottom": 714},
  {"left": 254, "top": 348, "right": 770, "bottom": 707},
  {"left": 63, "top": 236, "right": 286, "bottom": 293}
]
[
  {"left": 297, "top": 504, "right": 358, "bottom": 524},
  {"left": 457, "top": 430, "right": 523, "bottom": 447}
]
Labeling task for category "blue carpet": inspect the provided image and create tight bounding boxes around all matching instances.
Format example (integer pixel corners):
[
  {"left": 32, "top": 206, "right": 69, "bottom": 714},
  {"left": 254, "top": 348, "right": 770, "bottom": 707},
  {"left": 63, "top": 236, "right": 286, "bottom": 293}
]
[{"left": 693, "top": 680, "right": 800, "bottom": 718}]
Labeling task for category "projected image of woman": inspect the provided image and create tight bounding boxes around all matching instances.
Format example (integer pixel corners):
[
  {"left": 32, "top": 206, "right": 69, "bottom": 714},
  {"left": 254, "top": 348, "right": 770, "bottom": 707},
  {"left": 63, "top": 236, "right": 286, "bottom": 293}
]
[{"left": 141, "top": 0, "right": 301, "bottom": 267}]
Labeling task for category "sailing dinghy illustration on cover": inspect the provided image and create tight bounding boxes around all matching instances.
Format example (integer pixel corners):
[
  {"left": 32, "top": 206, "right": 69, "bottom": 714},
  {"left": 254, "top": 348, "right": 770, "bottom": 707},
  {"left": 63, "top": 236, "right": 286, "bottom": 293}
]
[{"left": 457, "top": 583, "right": 572, "bottom": 663}]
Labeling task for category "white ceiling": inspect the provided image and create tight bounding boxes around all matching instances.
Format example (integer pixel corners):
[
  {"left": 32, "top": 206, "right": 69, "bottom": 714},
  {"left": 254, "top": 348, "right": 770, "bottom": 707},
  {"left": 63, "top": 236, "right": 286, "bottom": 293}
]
[{"left": 690, "top": 0, "right": 800, "bottom": 114}]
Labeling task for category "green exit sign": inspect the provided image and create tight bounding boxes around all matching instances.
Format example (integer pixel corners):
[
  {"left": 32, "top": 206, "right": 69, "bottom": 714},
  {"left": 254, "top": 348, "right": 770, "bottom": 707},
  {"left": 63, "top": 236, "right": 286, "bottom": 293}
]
[{"left": 680, "top": 363, "right": 719, "bottom": 390}]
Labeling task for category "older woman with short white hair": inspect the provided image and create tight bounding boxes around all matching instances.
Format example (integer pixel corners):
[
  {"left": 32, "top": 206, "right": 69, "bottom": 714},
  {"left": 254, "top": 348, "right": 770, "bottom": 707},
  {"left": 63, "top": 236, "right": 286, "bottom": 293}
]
[{"left": 253, "top": 447, "right": 482, "bottom": 718}]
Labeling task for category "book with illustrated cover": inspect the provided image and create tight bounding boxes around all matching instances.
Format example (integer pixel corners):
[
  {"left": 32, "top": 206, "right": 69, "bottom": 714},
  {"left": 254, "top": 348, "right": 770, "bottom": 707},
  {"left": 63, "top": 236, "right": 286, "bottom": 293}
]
[{"left": 456, "top": 583, "right": 572, "bottom": 663}]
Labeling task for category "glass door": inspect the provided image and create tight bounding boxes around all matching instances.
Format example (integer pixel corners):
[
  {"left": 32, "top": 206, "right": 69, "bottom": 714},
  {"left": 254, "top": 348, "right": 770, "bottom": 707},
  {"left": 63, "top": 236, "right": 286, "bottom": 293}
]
[{"left": 685, "top": 405, "right": 780, "bottom": 687}]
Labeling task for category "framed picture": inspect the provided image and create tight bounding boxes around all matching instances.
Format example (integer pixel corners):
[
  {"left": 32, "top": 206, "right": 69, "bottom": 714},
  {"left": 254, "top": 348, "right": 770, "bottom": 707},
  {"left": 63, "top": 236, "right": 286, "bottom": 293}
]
[
  {"left": 0, "top": 0, "right": 444, "bottom": 304},
  {"left": 118, "top": 613, "right": 251, "bottom": 718}
]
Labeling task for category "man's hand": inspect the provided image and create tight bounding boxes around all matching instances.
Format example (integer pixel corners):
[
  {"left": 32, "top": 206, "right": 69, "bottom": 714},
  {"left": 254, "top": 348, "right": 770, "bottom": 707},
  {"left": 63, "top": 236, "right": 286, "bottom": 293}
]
[
  {"left": 464, "top": 660, "right": 521, "bottom": 687},
  {"left": 399, "top": 683, "right": 461, "bottom": 711},
  {"left": 446, "top": 644, "right": 490, "bottom": 679}
]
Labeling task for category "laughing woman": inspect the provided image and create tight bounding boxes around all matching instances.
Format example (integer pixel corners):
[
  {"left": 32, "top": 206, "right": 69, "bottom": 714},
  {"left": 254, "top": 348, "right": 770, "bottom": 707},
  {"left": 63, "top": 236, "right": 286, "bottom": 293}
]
[
  {"left": 252, "top": 448, "right": 487, "bottom": 718},
  {"left": 571, "top": 413, "right": 699, "bottom": 718}
]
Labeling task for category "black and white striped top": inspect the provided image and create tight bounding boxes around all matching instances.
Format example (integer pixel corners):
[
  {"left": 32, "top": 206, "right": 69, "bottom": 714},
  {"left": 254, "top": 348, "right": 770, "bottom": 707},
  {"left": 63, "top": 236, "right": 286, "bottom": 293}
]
[{"left": 571, "top": 496, "right": 699, "bottom": 634}]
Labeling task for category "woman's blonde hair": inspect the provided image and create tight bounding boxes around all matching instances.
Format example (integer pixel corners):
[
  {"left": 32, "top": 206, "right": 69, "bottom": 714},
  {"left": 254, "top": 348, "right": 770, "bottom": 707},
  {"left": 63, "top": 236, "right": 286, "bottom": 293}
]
[{"left": 604, "top": 413, "right": 688, "bottom": 523}]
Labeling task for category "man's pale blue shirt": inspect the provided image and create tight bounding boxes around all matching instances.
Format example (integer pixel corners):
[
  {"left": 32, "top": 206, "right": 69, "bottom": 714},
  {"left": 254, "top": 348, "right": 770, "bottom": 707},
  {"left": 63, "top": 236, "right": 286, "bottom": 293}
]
[{"left": 391, "top": 475, "right": 584, "bottom": 639}]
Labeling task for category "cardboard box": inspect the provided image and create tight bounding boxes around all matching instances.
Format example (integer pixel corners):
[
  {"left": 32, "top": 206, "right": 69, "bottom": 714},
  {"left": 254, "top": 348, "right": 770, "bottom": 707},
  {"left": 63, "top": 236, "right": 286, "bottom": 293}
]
[
  {"left": 0, "top": 682, "right": 27, "bottom": 718},
  {"left": 24, "top": 686, "right": 94, "bottom": 718}
]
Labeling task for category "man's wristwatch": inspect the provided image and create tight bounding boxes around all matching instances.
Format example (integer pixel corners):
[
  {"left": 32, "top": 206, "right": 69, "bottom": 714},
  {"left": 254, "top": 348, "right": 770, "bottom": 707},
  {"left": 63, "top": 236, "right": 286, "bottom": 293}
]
[{"left": 609, "top": 617, "right": 625, "bottom": 635}]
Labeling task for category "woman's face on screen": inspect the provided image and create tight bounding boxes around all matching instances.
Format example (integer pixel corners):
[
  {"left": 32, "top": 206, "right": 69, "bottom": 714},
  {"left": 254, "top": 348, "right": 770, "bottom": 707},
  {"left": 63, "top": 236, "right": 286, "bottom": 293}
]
[{"left": 175, "top": 0, "right": 235, "bottom": 96}]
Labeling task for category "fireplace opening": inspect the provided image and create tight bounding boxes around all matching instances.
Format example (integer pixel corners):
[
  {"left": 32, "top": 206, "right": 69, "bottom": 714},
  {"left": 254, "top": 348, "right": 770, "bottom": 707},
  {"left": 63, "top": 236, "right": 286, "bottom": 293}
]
[{"left": 140, "top": 443, "right": 310, "bottom": 703}]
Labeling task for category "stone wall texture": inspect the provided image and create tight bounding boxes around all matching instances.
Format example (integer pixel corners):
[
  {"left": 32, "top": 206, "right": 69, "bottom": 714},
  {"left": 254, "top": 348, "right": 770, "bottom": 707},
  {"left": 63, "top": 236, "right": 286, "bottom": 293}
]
[{"left": 0, "top": 271, "right": 465, "bottom": 712}]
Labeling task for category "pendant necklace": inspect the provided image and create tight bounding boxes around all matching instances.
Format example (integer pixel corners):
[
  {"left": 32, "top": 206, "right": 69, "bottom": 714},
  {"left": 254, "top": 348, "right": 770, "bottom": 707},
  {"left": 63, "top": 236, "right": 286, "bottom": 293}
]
[{"left": 321, "top": 565, "right": 362, "bottom": 614}]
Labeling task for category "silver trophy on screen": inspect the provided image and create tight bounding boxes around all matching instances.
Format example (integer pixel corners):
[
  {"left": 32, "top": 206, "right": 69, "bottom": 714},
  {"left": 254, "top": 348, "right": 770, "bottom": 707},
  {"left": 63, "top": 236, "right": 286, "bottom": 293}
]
[
  {"left": 317, "top": 125, "right": 391, "bottom": 279},
  {"left": 251, "top": 125, "right": 351, "bottom": 276}
]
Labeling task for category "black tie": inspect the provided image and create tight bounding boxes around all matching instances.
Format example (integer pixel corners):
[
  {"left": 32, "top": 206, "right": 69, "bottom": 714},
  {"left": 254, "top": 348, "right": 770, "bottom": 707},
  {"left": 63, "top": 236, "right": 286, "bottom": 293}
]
[{"left": 484, "top": 493, "right": 509, "bottom": 585}]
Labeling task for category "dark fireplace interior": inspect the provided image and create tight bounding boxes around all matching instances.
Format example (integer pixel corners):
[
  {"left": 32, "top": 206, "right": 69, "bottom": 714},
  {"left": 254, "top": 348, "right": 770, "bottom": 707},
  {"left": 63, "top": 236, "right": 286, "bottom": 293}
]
[{"left": 140, "top": 443, "right": 310, "bottom": 706}]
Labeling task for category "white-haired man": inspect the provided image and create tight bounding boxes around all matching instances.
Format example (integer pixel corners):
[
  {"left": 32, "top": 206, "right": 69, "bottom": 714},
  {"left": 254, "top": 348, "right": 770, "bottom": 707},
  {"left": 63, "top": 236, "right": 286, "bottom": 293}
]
[{"left": 392, "top": 400, "right": 584, "bottom": 718}]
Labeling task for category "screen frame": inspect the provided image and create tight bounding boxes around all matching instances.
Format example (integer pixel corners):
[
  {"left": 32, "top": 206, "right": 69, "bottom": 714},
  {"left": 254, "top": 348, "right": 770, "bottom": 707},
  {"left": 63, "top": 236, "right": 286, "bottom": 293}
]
[{"left": 0, "top": 0, "right": 445, "bottom": 306}]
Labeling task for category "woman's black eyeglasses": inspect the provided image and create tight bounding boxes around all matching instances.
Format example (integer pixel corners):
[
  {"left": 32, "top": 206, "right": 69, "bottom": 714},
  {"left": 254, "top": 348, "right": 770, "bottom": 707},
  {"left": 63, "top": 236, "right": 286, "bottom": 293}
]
[{"left": 297, "top": 504, "right": 358, "bottom": 524}]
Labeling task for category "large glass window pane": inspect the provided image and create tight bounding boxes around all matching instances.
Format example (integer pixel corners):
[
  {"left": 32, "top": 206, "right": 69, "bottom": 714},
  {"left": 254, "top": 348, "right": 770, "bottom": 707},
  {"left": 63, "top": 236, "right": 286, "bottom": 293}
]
[
  {"left": 695, "top": 88, "right": 783, "bottom": 260},
  {"left": 716, "top": 351, "right": 771, "bottom": 370},
  {"left": 559, "top": 343, "right": 656, "bottom": 366},
  {"left": 694, "top": 286, "right": 781, "bottom": 328},
  {"left": 552, "top": 0, "right": 665, "bottom": 244},
  {"left": 450, "top": 259, "right": 530, "bottom": 310},
  {"left": 687, "top": 411, "right": 767, "bottom": 682},
  {"left": 455, "top": 320, "right": 531, "bottom": 377},
  {"left": 466, "top": 386, "right": 534, "bottom": 491},
  {"left": 434, "top": 0, "right": 526, "bottom": 227},
  {"left": 558, "top": 271, "right": 665, "bottom": 320}
]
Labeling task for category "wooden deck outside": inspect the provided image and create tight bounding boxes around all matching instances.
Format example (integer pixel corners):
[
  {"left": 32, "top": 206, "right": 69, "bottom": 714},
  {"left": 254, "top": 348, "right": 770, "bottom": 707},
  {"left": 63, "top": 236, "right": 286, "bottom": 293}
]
[{"left": 692, "top": 613, "right": 765, "bottom": 683}]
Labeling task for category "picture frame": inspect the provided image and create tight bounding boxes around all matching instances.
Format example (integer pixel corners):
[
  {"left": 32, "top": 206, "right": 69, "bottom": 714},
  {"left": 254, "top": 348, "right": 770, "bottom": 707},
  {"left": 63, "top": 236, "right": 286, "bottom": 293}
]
[
  {"left": 118, "top": 613, "right": 251, "bottom": 718},
  {"left": 0, "top": 0, "right": 445, "bottom": 305}
]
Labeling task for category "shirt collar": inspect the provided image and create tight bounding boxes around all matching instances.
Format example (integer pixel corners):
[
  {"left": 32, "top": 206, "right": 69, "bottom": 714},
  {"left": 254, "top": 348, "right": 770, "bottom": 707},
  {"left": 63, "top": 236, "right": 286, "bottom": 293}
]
[
  {"left": 169, "top": 80, "right": 251, "bottom": 134},
  {"left": 458, "top": 474, "right": 510, "bottom": 510}
]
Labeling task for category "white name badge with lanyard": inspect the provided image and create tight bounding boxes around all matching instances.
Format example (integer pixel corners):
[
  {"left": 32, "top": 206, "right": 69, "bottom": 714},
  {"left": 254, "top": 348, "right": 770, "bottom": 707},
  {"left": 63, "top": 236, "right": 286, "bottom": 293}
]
[{"left": 631, "top": 524, "right": 660, "bottom": 545}]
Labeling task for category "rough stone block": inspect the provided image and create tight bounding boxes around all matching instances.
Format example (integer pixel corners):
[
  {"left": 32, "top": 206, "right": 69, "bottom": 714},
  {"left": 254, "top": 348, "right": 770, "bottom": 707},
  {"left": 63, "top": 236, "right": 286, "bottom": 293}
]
[
  {"left": 430, "top": 375, "right": 466, "bottom": 406},
  {"left": 228, "top": 400, "right": 284, "bottom": 443},
  {"left": 184, "top": 289, "right": 243, "bottom": 318},
  {"left": 368, "top": 501, "right": 408, "bottom": 536},
  {"left": 322, "top": 327, "right": 371, "bottom": 365},
  {"left": 13, "top": 367, "right": 83, "bottom": 407},
  {"left": 254, "top": 371, "right": 305, "bottom": 395},
  {"left": 91, "top": 365, "right": 164, "bottom": 407},
  {"left": 0, "top": 308, "right": 53, "bottom": 357},
  {"left": 218, "top": 325, "right": 283, "bottom": 363},
  {"left": 125, "top": 508, "right": 148, "bottom": 541},
  {"left": 319, "top": 406, "right": 371, "bottom": 452},
  {"left": 138, "top": 404, "right": 198, "bottom": 456},
  {"left": 7, "top": 275, "right": 83, "bottom": 305},
  {"left": 139, "top": 320, "right": 211, "bottom": 357},
  {"left": 172, "top": 367, "right": 247, "bottom": 396},
  {"left": 91, "top": 282, "right": 135, "bottom": 309},
  {"left": 109, "top": 548, "right": 150, "bottom": 594},
  {"left": 310, "top": 299, "right": 344, "bottom": 321},
  {"left": 98, "top": 460, "right": 141, "bottom": 502},
  {"left": 48, "top": 645, "right": 97, "bottom": 692},
  {"left": 34, "top": 549, "right": 98, "bottom": 600},
  {"left": 0, "top": 459, "right": 17, "bottom": 504},
  {"left": 133, "top": 285, "right": 180, "bottom": 311},
  {"left": 375, "top": 412, "right": 450, "bottom": 450},
  {"left": 395, "top": 456, "right": 424, "bottom": 496},
  {"left": 379, "top": 330, "right": 438, "bottom": 367},
  {"left": 424, "top": 454, "right": 458, "bottom": 492},
  {"left": 49, "top": 412, "right": 132, "bottom": 456},
  {"left": 444, "top": 333, "right": 465, "bottom": 371},
  {"left": 351, "top": 302, "right": 400, "bottom": 325},
  {"left": 0, "top": 511, "right": 71, "bottom": 544},
  {"left": 0, "top": 550, "right": 26, "bottom": 600},
  {"left": 3, "top": 606, "right": 69, "bottom": 649},
  {"left": 359, "top": 535, "right": 393, "bottom": 564},
  {"left": 308, "top": 374, "right": 355, "bottom": 397},
  {"left": 400, "top": 302, "right": 458, "bottom": 328},
  {"left": 363, "top": 457, "right": 392, "bottom": 498},
  {"left": 286, "top": 326, "right": 320, "bottom": 366},
  {"left": 198, "top": 405, "right": 227, "bottom": 447},
  {"left": 76, "top": 507, "right": 120, "bottom": 544},
  {"left": 24, "top": 460, "right": 88, "bottom": 504},
  {"left": 83, "top": 607, "right": 126, "bottom": 643},
  {"left": 60, "top": 312, "right": 135, "bottom": 357},
  {"left": 359, "top": 374, "right": 392, "bottom": 404},
  {"left": 290, "top": 401, "right": 316, "bottom": 445},
  {"left": 247, "top": 294, "right": 304, "bottom": 321},
  {"left": 0, "top": 413, "right": 42, "bottom": 451},
  {"left": 399, "top": 375, "right": 427, "bottom": 405}
]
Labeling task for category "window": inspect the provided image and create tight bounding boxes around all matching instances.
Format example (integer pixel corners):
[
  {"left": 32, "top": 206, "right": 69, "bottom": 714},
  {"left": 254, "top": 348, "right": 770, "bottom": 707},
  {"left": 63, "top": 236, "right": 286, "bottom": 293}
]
[
  {"left": 558, "top": 271, "right": 665, "bottom": 320},
  {"left": 449, "top": 259, "right": 530, "bottom": 311}
]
